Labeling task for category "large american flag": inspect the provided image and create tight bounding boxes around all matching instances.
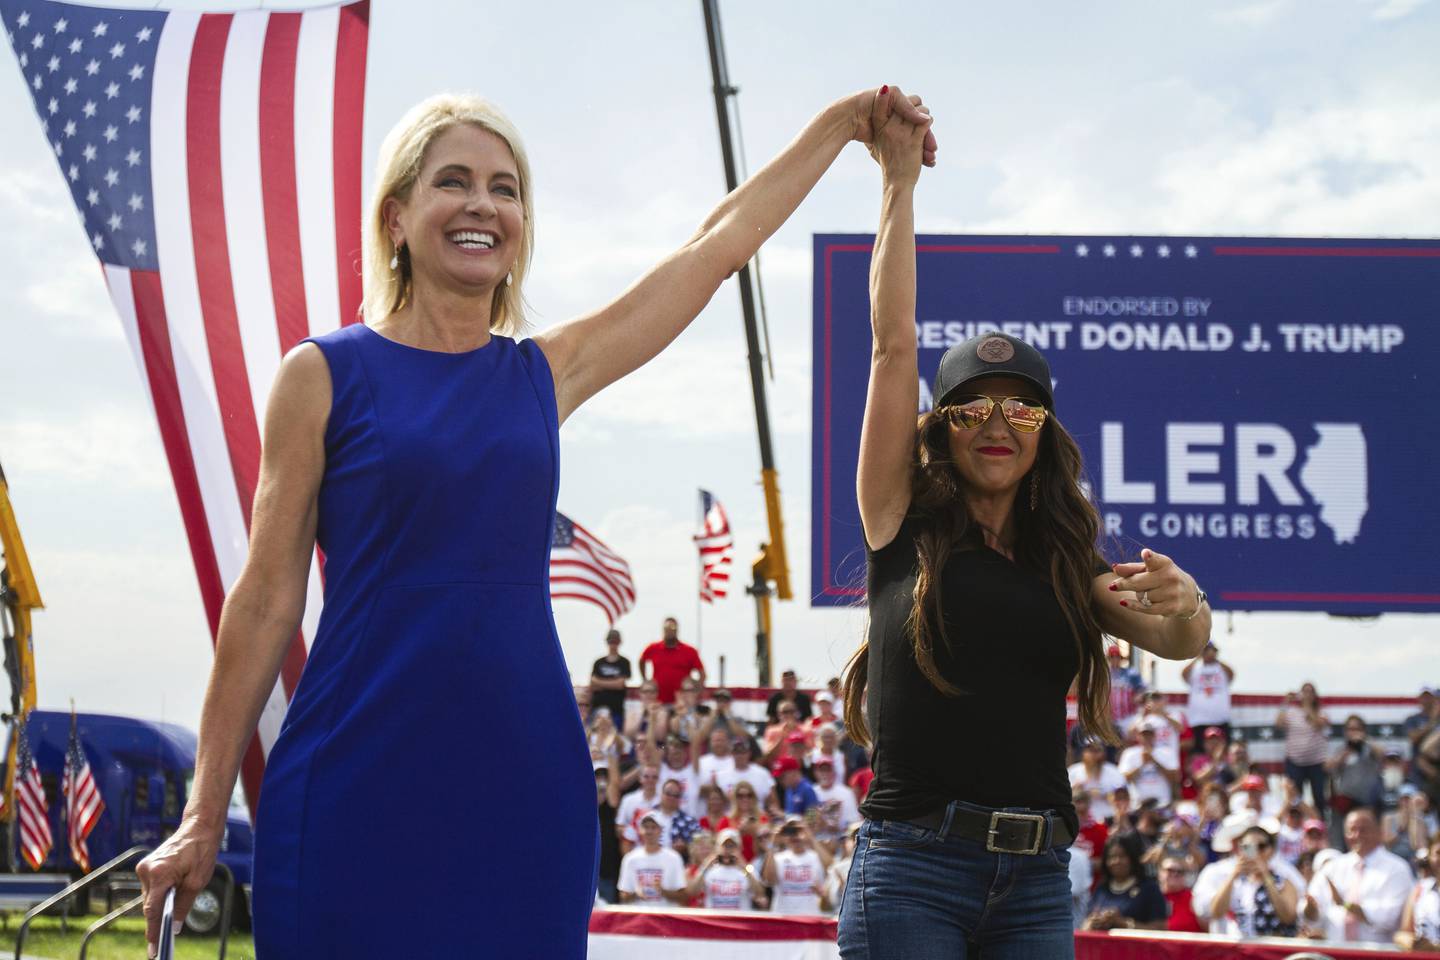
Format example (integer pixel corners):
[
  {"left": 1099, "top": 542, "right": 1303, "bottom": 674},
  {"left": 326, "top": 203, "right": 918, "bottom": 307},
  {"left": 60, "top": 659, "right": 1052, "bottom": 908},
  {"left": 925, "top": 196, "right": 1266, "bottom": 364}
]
[
  {"left": 550, "top": 512, "right": 635, "bottom": 626},
  {"left": 15, "top": 717, "right": 52, "bottom": 871},
  {"left": 694, "top": 489, "right": 733, "bottom": 603},
  {"left": 62, "top": 712, "right": 104, "bottom": 872},
  {"left": 1, "top": 0, "right": 369, "bottom": 819}
]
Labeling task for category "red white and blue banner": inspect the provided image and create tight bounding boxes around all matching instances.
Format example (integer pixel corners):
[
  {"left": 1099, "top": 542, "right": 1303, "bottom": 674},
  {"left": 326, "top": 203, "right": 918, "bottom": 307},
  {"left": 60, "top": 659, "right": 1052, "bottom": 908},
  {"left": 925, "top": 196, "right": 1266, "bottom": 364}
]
[
  {"left": 811, "top": 234, "right": 1440, "bottom": 614},
  {"left": 2, "top": 0, "right": 370, "bottom": 818}
]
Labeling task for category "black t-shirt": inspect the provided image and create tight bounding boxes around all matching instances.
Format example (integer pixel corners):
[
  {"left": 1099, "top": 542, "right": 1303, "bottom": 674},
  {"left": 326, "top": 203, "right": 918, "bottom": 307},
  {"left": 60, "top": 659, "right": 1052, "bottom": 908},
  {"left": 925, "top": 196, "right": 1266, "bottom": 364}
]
[
  {"left": 860, "top": 514, "right": 1101, "bottom": 834},
  {"left": 591, "top": 654, "right": 632, "bottom": 721},
  {"left": 766, "top": 690, "right": 813, "bottom": 723}
]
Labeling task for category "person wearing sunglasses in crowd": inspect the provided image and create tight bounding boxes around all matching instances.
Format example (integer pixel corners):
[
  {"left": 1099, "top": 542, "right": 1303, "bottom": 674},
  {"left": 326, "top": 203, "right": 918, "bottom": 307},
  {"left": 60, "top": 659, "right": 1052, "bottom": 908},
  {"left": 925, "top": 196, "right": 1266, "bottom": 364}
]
[
  {"left": 835, "top": 89, "right": 1210, "bottom": 960},
  {"left": 1204, "top": 824, "right": 1303, "bottom": 939}
]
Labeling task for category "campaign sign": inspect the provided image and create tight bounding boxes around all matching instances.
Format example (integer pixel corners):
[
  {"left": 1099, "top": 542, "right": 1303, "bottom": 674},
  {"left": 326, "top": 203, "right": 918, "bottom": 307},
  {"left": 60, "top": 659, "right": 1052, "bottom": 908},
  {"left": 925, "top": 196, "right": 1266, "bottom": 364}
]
[{"left": 811, "top": 235, "right": 1440, "bottom": 614}]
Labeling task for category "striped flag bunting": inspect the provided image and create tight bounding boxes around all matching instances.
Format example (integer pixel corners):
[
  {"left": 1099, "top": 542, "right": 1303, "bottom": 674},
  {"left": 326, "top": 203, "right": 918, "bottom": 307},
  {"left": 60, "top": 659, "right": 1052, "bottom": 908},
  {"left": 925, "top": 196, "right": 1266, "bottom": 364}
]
[
  {"left": 62, "top": 711, "right": 104, "bottom": 872},
  {"left": 550, "top": 512, "right": 636, "bottom": 625},
  {"left": 0, "top": 0, "right": 370, "bottom": 819},
  {"left": 694, "top": 489, "right": 733, "bottom": 603},
  {"left": 15, "top": 716, "right": 52, "bottom": 871}
]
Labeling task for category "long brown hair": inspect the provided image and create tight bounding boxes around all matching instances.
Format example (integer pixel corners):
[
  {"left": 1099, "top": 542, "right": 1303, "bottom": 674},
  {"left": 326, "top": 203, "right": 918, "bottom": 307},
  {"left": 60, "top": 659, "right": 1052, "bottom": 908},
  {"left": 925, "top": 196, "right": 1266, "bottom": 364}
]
[{"left": 843, "top": 408, "right": 1118, "bottom": 747}]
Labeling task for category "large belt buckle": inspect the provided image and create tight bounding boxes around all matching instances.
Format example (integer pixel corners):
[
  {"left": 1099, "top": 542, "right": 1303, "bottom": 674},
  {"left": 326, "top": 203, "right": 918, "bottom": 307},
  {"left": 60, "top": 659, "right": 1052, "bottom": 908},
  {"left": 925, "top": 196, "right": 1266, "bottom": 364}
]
[{"left": 986, "top": 811, "right": 1046, "bottom": 855}]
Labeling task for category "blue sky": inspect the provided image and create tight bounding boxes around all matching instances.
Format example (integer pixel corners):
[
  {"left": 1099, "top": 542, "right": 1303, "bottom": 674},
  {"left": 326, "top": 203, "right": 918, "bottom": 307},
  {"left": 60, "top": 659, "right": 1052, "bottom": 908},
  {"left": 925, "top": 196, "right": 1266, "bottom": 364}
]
[{"left": 2, "top": 0, "right": 1437, "bottom": 731}]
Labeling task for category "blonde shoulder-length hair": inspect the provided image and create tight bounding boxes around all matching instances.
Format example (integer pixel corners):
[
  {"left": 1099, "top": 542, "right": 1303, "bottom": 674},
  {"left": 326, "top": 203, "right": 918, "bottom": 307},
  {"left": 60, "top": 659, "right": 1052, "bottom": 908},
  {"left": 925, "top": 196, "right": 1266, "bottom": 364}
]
[{"left": 361, "top": 93, "right": 534, "bottom": 336}]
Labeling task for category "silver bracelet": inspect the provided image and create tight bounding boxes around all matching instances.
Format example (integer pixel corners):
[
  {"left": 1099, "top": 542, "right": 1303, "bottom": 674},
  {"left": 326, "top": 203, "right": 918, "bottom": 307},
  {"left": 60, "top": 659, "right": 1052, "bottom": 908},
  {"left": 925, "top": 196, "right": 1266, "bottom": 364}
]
[{"left": 1175, "top": 587, "right": 1208, "bottom": 621}]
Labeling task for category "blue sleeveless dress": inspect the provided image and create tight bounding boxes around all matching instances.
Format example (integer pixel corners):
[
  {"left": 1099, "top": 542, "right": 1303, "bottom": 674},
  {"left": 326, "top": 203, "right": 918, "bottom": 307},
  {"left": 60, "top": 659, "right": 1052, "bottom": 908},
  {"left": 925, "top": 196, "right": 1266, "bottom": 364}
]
[{"left": 251, "top": 323, "right": 597, "bottom": 957}]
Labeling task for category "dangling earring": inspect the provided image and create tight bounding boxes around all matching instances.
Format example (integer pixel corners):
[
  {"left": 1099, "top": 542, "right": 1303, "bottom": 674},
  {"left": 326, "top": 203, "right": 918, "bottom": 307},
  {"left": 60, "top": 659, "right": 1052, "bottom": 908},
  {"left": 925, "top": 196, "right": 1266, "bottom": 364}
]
[
  {"left": 505, "top": 272, "right": 513, "bottom": 287},
  {"left": 1029, "top": 471, "right": 1040, "bottom": 511},
  {"left": 389, "top": 243, "right": 403, "bottom": 271}
]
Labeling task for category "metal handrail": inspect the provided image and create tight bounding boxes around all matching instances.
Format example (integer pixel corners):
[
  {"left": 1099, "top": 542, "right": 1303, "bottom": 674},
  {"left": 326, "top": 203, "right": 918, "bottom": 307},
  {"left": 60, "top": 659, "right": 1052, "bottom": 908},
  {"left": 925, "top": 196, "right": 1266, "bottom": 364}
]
[
  {"left": 76, "top": 894, "right": 143, "bottom": 960},
  {"left": 13, "top": 851, "right": 236, "bottom": 960},
  {"left": 13, "top": 844, "right": 150, "bottom": 960}
]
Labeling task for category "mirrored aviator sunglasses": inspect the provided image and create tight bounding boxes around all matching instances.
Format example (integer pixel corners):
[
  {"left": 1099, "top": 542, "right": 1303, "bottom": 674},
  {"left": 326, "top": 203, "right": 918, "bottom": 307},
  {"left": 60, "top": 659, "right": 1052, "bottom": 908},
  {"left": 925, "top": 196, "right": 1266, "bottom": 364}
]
[{"left": 939, "top": 395, "right": 1049, "bottom": 433}]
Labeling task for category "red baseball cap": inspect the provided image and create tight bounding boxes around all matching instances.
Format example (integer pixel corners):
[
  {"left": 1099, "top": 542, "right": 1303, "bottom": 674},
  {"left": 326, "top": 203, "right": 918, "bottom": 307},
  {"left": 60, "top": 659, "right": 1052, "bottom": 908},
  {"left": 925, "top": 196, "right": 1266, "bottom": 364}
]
[
  {"left": 812, "top": 756, "right": 835, "bottom": 768},
  {"left": 1302, "top": 819, "right": 1326, "bottom": 833},
  {"left": 772, "top": 756, "right": 801, "bottom": 777},
  {"left": 1203, "top": 726, "right": 1225, "bottom": 740},
  {"left": 1240, "top": 774, "right": 1267, "bottom": 791}
]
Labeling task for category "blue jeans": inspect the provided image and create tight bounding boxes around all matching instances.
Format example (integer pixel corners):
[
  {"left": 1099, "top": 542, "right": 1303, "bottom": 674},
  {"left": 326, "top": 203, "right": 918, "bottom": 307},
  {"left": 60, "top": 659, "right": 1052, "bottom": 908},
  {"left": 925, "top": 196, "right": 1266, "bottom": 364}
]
[
  {"left": 838, "top": 801, "right": 1075, "bottom": 959},
  {"left": 1284, "top": 759, "right": 1328, "bottom": 810}
]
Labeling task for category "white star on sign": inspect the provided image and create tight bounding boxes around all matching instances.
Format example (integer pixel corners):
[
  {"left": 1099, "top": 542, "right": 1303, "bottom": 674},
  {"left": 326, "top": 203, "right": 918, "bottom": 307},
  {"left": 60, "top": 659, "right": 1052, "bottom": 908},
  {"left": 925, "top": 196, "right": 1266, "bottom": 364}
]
[
  {"left": 131, "top": 238, "right": 147, "bottom": 258},
  {"left": 82, "top": 99, "right": 96, "bottom": 118},
  {"left": 17, "top": 12, "right": 30, "bottom": 28},
  {"left": 46, "top": 53, "right": 58, "bottom": 71},
  {"left": 67, "top": 163, "right": 78, "bottom": 181},
  {"left": 125, "top": 147, "right": 141, "bottom": 167},
  {"left": 128, "top": 193, "right": 144, "bottom": 212},
  {"left": 1102, "top": 244, "right": 1116, "bottom": 258},
  {"left": 1184, "top": 244, "right": 1198, "bottom": 258},
  {"left": 103, "top": 124, "right": 118, "bottom": 142},
  {"left": 126, "top": 105, "right": 141, "bottom": 123},
  {"left": 85, "top": 188, "right": 99, "bottom": 206},
  {"left": 63, "top": 118, "right": 75, "bottom": 137},
  {"left": 93, "top": 21, "right": 108, "bottom": 37},
  {"left": 52, "top": 139, "right": 62, "bottom": 156},
  {"left": 1130, "top": 244, "right": 1143, "bottom": 257},
  {"left": 30, "top": 74, "right": 40, "bottom": 91},
  {"left": 67, "top": 37, "right": 80, "bottom": 53},
  {"left": 85, "top": 58, "right": 99, "bottom": 75},
  {"left": 46, "top": 96, "right": 58, "bottom": 114},
  {"left": 104, "top": 81, "right": 119, "bottom": 99},
  {"left": 19, "top": 51, "right": 27, "bottom": 68},
  {"left": 54, "top": 18, "right": 67, "bottom": 33},
  {"left": 128, "top": 63, "right": 144, "bottom": 81},
  {"left": 1157, "top": 244, "right": 1171, "bottom": 258},
  {"left": 107, "top": 212, "right": 122, "bottom": 231},
  {"left": 31, "top": 31, "right": 44, "bottom": 48},
  {"left": 63, "top": 77, "right": 77, "bottom": 94},
  {"left": 82, "top": 143, "right": 96, "bottom": 161},
  {"left": 108, "top": 41, "right": 124, "bottom": 58},
  {"left": 1076, "top": 244, "right": 1089, "bottom": 257},
  {"left": 104, "top": 167, "right": 119, "bottom": 187},
  {"left": 136, "top": 27, "right": 153, "bottom": 43},
  {"left": 92, "top": 232, "right": 104, "bottom": 251}
]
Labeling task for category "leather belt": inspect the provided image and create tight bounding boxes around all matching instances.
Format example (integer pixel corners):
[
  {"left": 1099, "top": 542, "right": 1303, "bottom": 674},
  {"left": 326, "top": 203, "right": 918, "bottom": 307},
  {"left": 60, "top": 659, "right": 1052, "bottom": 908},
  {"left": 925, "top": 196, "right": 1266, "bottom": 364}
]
[{"left": 903, "top": 804, "right": 1075, "bottom": 855}]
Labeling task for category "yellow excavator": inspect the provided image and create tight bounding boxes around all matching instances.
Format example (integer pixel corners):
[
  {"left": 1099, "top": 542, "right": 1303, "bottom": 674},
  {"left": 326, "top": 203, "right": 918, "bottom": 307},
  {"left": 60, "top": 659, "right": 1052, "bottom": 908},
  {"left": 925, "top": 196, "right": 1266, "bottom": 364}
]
[{"left": 0, "top": 459, "right": 43, "bottom": 829}]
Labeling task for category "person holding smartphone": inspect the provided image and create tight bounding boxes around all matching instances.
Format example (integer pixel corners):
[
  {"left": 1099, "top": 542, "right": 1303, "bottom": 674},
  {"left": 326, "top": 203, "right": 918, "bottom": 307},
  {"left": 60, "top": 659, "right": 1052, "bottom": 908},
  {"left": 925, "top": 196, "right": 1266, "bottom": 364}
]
[
  {"left": 684, "top": 829, "right": 767, "bottom": 911},
  {"left": 1205, "top": 824, "right": 1303, "bottom": 938},
  {"left": 764, "top": 817, "right": 831, "bottom": 915}
]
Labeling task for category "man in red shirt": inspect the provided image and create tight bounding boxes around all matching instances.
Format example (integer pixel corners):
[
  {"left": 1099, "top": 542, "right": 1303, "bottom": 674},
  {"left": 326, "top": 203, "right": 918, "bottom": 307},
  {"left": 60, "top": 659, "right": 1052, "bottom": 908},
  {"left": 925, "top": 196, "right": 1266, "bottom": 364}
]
[{"left": 640, "top": 617, "right": 705, "bottom": 704}]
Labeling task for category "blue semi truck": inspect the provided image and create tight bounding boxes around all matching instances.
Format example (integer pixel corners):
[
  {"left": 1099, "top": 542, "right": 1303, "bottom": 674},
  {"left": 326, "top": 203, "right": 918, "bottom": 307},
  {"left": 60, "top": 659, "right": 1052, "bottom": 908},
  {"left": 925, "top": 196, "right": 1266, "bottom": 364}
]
[{"left": 3, "top": 710, "right": 254, "bottom": 932}]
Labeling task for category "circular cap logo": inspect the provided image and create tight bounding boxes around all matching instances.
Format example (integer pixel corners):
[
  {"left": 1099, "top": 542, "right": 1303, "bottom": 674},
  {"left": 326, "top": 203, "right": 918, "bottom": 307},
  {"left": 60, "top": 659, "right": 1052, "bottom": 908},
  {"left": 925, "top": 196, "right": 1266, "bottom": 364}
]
[{"left": 977, "top": 336, "right": 1015, "bottom": 363}]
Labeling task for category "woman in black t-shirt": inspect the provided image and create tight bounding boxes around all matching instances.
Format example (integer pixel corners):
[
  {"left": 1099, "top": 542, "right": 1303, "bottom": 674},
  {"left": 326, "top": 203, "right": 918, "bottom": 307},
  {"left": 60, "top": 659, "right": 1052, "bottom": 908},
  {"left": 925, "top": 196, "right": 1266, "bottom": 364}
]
[{"left": 834, "top": 92, "right": 1212, "bottom": 960}]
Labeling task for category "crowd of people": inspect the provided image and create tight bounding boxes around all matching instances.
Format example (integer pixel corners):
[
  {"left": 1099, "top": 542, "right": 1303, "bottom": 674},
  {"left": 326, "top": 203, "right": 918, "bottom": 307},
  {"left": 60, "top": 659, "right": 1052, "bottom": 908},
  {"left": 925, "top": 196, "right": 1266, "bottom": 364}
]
[{"left": 578, "top": 621, "right": 1440, "bottom": 950}]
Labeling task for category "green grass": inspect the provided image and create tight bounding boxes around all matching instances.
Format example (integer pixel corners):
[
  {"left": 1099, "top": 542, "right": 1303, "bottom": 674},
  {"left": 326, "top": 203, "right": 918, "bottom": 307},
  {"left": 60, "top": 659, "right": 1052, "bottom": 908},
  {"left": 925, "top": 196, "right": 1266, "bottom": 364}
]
[{"left": 3, "top": 915, "right": 255, "bottom": 960}]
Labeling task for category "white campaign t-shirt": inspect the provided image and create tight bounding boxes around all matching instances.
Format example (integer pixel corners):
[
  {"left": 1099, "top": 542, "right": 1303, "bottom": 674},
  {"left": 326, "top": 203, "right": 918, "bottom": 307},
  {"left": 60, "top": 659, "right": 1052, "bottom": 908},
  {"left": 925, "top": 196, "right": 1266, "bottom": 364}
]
[
  {"left": 661, "top": 762, "right": 702, "bottom": 816},
  {"left": 1127, "top": 710, "right": 1187, "bottom": 768},
  {"left": 697, "top": 753, "right": 736, "bottom": 785},
  {"left": 1067, "top": 762, "right": 1128, "bottom": 821},
  {"left": 618, "top": 846, "right": 685, "bottom": 905},
  {"left": 702, "top": 864, "right": 753, "bottom": 910},
  {"left": 771, "top": 849, "right": 825, "bottom": 915},
  {"left": 1118, "top": 745, "right": 1173, "bottom": 806},
  {"left": 1187, "top": 662, "right": 1232, "bottom": 725},
  {"left": 810, "top": 748, "right": 847, "bottom": 782},
  {"left": 813, "top": 783, "right": 860, "bottom": 839},
  {"left": 715, "top": 764, "right": 775, "bottom": 802}
]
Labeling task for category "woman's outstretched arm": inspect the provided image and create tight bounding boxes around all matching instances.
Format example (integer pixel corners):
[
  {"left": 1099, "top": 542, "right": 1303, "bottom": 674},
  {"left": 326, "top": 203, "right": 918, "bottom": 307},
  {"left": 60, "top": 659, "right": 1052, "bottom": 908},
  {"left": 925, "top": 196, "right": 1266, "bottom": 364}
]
[
  {"left": 855, "top": 92, "right": 933, "bottom": 550},
  {"left": 536, "top": 86, "right": 936, "bottom": 424}
]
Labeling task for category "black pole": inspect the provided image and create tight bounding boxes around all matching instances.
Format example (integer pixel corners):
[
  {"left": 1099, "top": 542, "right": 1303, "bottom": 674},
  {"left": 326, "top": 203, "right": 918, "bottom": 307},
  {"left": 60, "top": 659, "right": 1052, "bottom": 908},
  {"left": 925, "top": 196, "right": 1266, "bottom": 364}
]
[
  {"left": 701, "top": 0, "right": 779, "bottom": 685},
  {"left": 700, "top": 0, "right": 775, "bottom": 477}
]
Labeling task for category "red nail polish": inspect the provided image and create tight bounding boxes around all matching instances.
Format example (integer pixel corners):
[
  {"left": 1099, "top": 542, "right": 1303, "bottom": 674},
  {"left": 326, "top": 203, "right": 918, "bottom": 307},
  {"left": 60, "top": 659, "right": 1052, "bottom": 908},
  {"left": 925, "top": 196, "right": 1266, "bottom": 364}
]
[
  {"left": 1108, "top": 583, "right": 1118, "bottom": 592},
  {"left": 1120, "top": 600, "right": 1129, "bottom": 607},
  {"left": 879, "top": 85, "right": 888, "bottom": 96}
]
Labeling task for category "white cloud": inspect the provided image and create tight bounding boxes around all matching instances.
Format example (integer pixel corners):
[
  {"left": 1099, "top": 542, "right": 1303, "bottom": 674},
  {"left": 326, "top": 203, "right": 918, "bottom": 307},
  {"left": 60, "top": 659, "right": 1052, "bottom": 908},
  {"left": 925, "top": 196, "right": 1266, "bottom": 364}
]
[
  {"left": 0, "top": 407, "right": 169, "bottom": 490},
  {"left": 1213, "top": 0, "right": 1292, "bottom": 25},
  {"left": 1359, "top": 0, "right": 1431, "bottom": 19}
]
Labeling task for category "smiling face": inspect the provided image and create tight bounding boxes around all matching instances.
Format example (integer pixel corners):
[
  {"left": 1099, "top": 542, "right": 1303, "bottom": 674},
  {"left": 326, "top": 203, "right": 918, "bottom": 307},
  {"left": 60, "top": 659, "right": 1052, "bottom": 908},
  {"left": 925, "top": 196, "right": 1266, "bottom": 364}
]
[
  {"left": 384, "top": 123, "right": 523, "bottom": 303},
  {"left": 943, "top": 375, "right": 1044, "bottom": 497}
]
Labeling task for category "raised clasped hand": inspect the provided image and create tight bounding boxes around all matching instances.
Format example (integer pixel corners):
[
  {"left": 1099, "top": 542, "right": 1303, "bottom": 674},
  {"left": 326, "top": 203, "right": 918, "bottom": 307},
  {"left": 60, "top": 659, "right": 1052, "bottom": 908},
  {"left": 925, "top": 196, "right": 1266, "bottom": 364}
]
[{"left": 855, "top": 85, "right": 937, "bottom": 171}]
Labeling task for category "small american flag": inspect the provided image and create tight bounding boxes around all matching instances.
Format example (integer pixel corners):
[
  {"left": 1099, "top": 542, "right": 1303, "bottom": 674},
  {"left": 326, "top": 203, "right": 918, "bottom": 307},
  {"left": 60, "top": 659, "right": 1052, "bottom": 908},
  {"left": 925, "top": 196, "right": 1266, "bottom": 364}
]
[
  {"left": 695, "top": 489, "right": 733, "bottom": 603},
  {"left": 550, "top": 513, "right": 635, "bottom": 625},
  {"left": 15, "top": 717, "right": 52, "bottom": 871},
  {"left": 62, "top": 712, "right": 104, "bottom": 872},
  {"left": 1, "top": 0, "right": 369, "bottom": 821}
]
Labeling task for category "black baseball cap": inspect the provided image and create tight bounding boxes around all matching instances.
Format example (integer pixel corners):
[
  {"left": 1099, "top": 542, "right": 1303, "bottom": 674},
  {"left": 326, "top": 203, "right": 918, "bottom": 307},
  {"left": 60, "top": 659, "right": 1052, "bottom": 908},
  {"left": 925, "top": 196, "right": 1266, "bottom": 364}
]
[{"left": 933, "top": 333, "right": 1054, "bottom": 409}]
